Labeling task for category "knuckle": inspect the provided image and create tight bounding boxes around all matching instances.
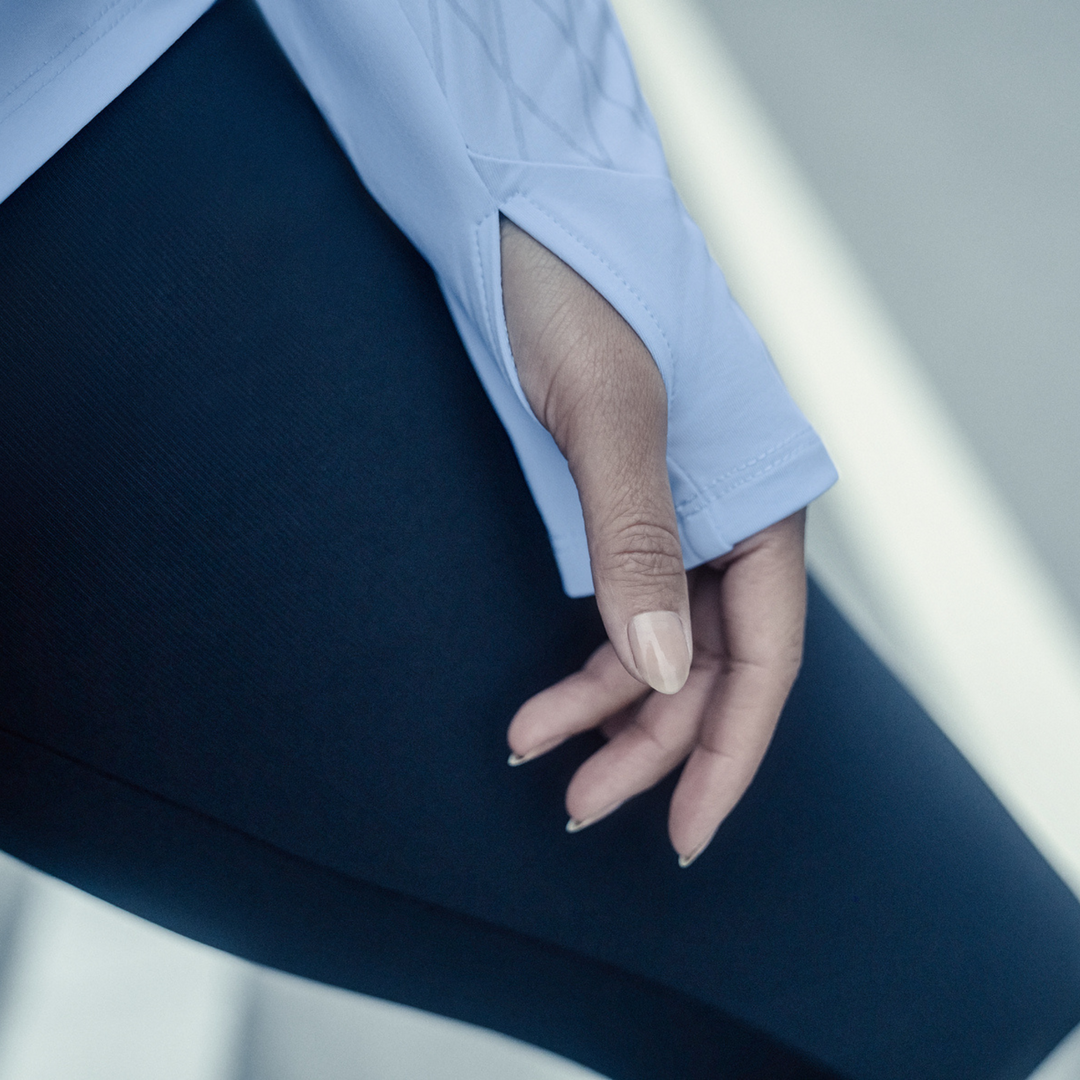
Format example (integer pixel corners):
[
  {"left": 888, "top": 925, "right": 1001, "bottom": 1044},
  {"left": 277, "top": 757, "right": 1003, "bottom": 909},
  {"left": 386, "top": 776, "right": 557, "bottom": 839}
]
[
  {"left": 596, "top": 519, "right": 684, "bottom": 580},
  {"left": 632, "top": 714, "right": 686, "bottom": 758},
  {"left": 771, "top": 635, "right": 806, "bottom": 686},
  {"left": 725, "top": 648, "right": 800, "bottom": 680}
]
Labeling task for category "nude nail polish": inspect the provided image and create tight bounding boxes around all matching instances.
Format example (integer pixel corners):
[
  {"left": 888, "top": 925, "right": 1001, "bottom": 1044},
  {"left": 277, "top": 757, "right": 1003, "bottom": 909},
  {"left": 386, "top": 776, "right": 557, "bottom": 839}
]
[
  {"left": 507, "top": 736, "right": 565, "bottom": 767},
  {"left": 628, "top": 611, "right": 690, "bottom": 694},
  {"left": 678, "top": 829, "right": 718, "bottom": 868},
  {"left": 566, "top": 800, "right": 624, "bottom": 833}
]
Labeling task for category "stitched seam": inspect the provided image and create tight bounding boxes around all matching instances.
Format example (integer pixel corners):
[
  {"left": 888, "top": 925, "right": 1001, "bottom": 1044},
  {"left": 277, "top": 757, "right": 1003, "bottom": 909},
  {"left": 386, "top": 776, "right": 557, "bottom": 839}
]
[
  {"left": 393, "top": 0, "right": 502, "bottom": 200},
  {"left": 473, "top": 217, "right": 495, "bottom": 362},
  {"left": 477, "top": 211, "right": 537, "bottom": 421},
  {"left": 666, "top": 455, "right": 705, "bottom": 518},
  {"left": 0, "top": 724, "right": 516, "bottom": 934},
  {"left": 674, "top": 429, "right": 805, "bottom": 511},
  {"left": 677, "top": 434, "right": 815, "bottom": 516},
  {"left": 1, "top": 0, "right": 142, "bottom": 105},
  {"left": 495, "top": 188, "right": 674, "bottom": 395},
  {"left": 467, "top": 144, "right": 661, "bottom": 180},
  {"left": 426, "top": 0, "right": 446, "bottom": 91}
]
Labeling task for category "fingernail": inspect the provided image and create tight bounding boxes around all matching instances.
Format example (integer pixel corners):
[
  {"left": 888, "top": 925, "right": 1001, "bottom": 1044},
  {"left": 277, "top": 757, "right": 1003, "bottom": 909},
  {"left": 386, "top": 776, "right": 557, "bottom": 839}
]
[
  {"left": 677, "top": 829, "right": 718, "bottom": 868},
  {"left": 507, "top": 736, "right": 565, "bottom": 767},
  {"left": 566, "top": 801, "right": 624, "bottom": 833},
  {"left": 628, "top": 611, "right": 690, "bottom": 695}
]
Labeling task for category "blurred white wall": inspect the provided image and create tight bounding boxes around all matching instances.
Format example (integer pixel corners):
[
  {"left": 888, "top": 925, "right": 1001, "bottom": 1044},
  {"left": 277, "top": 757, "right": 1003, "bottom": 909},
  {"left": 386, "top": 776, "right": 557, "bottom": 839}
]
[{"left": 612, "top": 0, "right": 1080, "bottom": 901}]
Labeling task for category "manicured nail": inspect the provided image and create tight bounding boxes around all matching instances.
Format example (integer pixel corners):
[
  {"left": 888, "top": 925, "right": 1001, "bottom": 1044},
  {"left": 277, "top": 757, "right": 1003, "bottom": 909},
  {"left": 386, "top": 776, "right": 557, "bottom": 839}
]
[
  {"left": 677, "top": 829, "right": 718, "bottom": 868},
  {"left": 628, "top": 611, "right": 690, "bottom": 695},
  {"left": 507, "top": 736, "right": 565, "bottom": 767},
  {"left": 566, "top": 801, "right": 624, "bottom": 833}
]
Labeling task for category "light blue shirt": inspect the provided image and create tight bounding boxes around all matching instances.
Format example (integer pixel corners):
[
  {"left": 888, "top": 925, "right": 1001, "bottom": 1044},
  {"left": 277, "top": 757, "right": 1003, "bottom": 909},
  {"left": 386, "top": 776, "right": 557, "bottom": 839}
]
[{"left": 1, "top": 0, "right": 837, "bottom": 597}]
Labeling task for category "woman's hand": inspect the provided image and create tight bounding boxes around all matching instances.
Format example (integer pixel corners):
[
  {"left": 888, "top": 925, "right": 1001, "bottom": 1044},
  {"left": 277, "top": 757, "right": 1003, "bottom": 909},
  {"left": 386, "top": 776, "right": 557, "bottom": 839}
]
[{"left": 500, "top": 219, "right": 806, "bottom": 866}]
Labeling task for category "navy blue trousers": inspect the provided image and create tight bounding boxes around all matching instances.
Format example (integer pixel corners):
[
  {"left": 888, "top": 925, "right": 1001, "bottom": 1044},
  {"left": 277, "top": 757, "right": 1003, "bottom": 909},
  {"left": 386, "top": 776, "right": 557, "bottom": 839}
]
[{"left": 1, "top": 2, "right": 1079, "bottom": 1077}]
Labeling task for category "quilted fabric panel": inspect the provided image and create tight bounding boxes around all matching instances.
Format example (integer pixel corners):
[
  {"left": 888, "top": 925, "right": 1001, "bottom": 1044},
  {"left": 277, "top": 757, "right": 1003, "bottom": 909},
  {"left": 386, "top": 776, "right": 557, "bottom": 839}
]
[{"left": 397, "top": 0, "right": 666, "bottom": 173}]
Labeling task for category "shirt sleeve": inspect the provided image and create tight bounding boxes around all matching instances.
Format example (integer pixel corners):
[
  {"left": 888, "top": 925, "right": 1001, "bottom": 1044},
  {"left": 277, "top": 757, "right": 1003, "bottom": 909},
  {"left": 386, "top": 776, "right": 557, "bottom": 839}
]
[{"left": 253, "top": 0, "right": 838, "bottom": 597}]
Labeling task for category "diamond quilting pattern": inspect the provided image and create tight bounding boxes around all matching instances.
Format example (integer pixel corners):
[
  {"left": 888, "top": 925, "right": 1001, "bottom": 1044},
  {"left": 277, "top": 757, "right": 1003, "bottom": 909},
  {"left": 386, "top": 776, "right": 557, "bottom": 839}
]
[{"left": 398, "top": 0, "right": 663, "bottom": 171}]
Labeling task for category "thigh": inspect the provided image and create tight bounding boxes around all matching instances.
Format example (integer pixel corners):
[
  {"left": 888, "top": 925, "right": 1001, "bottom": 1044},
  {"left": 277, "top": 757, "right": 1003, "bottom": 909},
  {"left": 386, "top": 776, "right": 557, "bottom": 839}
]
[{"left": 1, "top": 3, "right": 1078, "bottom": 1079}]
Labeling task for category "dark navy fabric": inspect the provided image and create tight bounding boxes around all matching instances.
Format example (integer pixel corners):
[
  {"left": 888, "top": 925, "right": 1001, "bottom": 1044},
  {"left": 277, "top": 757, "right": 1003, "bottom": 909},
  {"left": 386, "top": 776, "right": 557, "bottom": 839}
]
[{"left": 1, "top": 2, "right": 1079, "bottom": 1077}]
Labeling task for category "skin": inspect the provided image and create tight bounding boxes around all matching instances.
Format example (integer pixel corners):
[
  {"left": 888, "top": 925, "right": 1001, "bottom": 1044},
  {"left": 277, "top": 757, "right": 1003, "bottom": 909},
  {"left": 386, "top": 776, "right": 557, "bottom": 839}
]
[{"left": 500, "top": 218, "right": 807, "bottom": 866}]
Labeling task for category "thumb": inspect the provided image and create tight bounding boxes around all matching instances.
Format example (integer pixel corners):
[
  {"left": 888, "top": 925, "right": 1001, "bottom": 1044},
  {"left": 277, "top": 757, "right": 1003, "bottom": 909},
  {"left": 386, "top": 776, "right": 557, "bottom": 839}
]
[{"left": 500, "top": 218, "right": 691, "bottom": 694}]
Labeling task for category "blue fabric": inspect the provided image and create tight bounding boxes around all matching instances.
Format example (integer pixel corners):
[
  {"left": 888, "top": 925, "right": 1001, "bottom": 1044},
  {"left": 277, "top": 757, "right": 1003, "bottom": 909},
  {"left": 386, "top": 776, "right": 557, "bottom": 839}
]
[
  {"left": 1, "top": 0, "right": 838, "bottom": 597},
  {"left": 1, "top": 3, "right": 1078, "bottom": 1077}
]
